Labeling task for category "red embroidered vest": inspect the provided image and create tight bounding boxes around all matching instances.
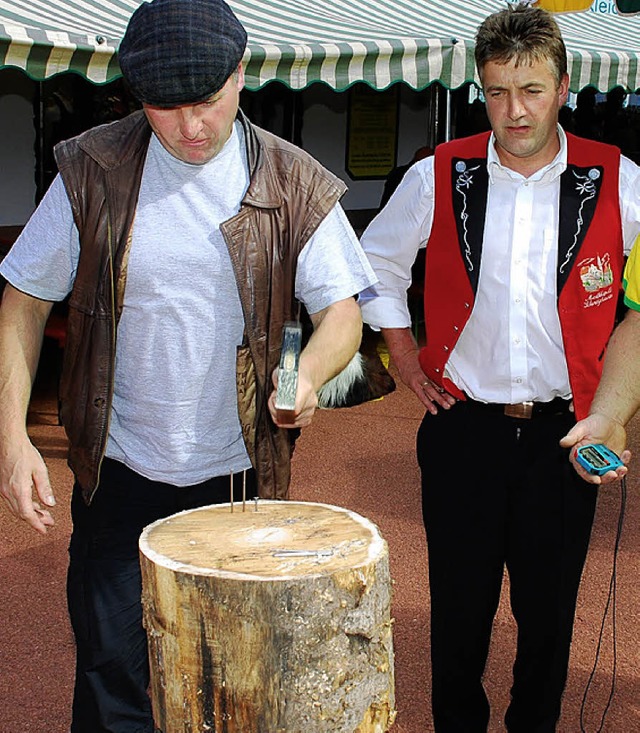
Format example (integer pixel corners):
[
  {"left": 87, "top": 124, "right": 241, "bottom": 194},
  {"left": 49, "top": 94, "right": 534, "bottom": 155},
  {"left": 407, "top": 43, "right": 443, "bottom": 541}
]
[{"left": 418, "top": 132, "right": 623, "bottom": 420}]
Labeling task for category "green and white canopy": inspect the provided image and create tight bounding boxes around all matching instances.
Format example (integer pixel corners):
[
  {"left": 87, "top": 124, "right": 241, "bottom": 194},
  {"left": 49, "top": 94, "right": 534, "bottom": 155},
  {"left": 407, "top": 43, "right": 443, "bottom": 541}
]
[{"left": 1, "top": 0, "right": 639, "bottom": 92}]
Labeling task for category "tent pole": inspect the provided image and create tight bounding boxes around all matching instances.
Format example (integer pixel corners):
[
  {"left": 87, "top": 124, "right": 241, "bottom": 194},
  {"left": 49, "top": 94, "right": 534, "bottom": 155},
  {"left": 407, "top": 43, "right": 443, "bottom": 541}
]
[
  {"left": 445, "top": 88, "right": 452, "bottom": 142},
  {"left": 35, "top": 82, "right": 45, "bottom": 204},
  {"left": 431, "top": 85, "right": 439, "bottom": 148}
]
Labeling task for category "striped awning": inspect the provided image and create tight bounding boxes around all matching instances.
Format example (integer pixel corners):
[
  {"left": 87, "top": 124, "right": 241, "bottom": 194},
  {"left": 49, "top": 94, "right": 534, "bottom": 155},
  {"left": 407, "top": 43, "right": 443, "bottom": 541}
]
[{"left": 1, "top": 0, "right": 639, "bottom": 93}]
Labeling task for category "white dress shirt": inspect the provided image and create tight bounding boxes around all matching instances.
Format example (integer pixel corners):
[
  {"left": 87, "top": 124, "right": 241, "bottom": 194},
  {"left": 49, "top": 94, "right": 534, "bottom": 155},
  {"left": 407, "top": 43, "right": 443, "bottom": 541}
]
[{"left": 360, "top": 127, "right": 640, "bottom": 404}]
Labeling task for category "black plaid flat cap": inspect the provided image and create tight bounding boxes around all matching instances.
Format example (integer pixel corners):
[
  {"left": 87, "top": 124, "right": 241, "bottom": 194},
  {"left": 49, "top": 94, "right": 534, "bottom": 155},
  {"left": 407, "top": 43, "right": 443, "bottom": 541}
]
[{"left": 118, "top": 0, "right": 247, "bottom": 107}]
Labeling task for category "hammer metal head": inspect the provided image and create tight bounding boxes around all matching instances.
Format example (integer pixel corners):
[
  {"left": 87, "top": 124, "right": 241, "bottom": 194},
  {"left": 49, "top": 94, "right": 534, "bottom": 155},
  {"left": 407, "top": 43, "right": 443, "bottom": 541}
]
[{"left": 274, "top": 321, "right": 303, "bottom": 412}]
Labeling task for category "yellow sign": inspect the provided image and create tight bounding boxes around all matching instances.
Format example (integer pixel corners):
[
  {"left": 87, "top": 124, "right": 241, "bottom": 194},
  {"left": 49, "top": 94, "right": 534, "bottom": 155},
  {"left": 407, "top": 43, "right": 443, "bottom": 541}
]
[
  {"left": 347, "top": 85, "right": 398, "bottom": 179},
  {"left": 534, "top": 0, "right": 592, "bottom": 11}
]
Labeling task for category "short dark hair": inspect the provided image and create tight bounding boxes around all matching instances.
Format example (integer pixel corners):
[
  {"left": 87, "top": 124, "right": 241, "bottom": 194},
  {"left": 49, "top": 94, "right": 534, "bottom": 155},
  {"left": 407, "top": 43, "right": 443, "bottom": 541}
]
[{"left": 475, "top": 2, "right": 567, "bottom": 86}]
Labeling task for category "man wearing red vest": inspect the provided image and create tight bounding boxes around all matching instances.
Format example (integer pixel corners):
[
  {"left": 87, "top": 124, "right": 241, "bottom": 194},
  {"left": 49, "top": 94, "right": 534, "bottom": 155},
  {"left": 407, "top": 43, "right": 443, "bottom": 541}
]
[{"left": 360, "top": 3, "right": 640, "bottom": 732}]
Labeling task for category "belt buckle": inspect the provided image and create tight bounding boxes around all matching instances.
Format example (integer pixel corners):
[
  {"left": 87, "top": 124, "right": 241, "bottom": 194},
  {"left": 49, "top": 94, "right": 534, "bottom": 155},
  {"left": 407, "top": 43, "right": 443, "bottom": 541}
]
[{"left": 504, "top": 401, "right": 533, "bottom": 419}]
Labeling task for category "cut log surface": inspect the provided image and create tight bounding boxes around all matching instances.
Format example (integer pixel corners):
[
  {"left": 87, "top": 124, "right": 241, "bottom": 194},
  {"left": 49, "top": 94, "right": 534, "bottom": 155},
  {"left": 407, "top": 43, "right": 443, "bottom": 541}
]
[{"left": 139, "top": 500, "right": 396, "bottom": 733}]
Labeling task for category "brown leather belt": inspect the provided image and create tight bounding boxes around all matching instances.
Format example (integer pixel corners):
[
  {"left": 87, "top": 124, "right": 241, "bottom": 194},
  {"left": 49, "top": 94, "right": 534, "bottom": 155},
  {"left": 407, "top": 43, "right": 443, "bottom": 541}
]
[{"left": 463, "top": 396, "right": 572, "bottom": 420}]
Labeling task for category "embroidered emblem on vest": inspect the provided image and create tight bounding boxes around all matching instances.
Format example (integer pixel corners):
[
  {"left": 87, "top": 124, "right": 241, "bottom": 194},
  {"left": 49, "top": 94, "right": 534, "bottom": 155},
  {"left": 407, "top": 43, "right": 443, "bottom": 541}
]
[{"left": 578, "top": 252, "right": 615, "bottom": 309}]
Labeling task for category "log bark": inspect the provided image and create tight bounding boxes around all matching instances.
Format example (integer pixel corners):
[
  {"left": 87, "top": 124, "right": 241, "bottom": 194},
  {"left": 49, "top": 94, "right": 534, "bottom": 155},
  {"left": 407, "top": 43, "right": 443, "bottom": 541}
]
[{"left": 139, "top": 500, "right": 396, "bottom": 733}]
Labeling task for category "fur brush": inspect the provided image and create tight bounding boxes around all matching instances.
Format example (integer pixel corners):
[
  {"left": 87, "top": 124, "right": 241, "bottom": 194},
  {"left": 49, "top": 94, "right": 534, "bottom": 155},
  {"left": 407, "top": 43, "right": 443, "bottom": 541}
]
[{"left": 317, "top": 351, "right": 396, "bottom": 409}]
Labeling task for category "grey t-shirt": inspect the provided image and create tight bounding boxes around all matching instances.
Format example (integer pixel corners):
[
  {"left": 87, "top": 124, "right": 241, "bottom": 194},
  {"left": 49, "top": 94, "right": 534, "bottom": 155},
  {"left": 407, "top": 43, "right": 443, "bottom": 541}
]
[{"left": 1, "top": 121, "right": 376, "bottom": 485}]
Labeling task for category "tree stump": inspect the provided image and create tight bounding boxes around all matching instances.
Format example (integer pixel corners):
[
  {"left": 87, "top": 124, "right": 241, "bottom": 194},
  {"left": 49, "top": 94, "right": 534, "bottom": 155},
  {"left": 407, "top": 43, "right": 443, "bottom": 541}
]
[{"left": 139, "top": 500, "right": 396, "bottom": 733}]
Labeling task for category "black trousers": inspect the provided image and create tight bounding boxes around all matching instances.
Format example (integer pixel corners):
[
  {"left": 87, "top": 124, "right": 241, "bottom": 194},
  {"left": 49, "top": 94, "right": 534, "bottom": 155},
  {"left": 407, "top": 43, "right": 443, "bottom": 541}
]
[
  {"left": 417, "top": 400, "right": 597, "bottom": 733},
  {"left": 67, "top": 458, "right": 256, "bottom": 733}
]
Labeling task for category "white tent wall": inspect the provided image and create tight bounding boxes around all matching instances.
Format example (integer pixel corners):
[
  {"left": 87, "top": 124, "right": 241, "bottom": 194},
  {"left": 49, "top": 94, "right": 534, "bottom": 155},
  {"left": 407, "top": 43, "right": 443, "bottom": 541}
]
[{"left": 299, "top": 83, "right": 435, "bottom": 214}]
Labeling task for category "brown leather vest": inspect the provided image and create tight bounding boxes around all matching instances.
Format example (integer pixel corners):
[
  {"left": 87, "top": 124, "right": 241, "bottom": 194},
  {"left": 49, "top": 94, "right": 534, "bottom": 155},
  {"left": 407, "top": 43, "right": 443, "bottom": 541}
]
[{"left": 54, "top": 109, "right": 345, "bottom": 503}]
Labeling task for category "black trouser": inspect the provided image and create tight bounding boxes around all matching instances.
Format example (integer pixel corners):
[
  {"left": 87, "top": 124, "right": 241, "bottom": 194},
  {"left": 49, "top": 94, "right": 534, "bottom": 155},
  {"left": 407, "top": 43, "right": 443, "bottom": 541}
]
[
  {"left": 417, "top": 400, "right": 597, "bottom": 733},
  {"left": 67, "top": 458, "right": 256, "bottom": 733}
]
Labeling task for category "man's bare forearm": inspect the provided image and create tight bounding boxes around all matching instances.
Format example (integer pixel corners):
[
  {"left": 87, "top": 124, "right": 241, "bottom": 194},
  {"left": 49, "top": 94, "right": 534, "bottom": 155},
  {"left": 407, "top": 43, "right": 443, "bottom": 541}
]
[
  {"left": 589, "top": 309, "right": 640, "bottom": 426},
  {"left": 302, "top": 297, "right": 363, "bottom": 390},
  {"left": 381, "top": 326, "right": 419, "bottom": 366},
  {"left": 560, "top": 309, "right": 640, "bottom": 483},
  {"left": 0, "top": 285, "right": 52, "bottom": 440}
]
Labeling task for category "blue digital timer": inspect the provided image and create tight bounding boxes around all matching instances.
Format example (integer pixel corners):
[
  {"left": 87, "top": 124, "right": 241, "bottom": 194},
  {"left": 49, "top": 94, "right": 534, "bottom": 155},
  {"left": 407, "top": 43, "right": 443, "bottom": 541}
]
[{"left": 575, "top": 444, "right": 624, "bottom": 476}]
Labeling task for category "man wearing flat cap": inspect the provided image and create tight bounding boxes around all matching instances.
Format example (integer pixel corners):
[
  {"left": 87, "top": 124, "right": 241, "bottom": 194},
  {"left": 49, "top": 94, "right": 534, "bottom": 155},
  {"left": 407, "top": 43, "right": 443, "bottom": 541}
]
[{"left": 0, "top": 0, "right": 377, "bottom": 730}]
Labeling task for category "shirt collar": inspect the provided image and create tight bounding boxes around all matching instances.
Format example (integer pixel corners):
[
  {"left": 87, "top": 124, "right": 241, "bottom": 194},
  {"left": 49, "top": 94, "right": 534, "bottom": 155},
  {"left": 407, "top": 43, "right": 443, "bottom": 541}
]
[{"left": 486, "top": 124, "right": 567, "bottom": 183}]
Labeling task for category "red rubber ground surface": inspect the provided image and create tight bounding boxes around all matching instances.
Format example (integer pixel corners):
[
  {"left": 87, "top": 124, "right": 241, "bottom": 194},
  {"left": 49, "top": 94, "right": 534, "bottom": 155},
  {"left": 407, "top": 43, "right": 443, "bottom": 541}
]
[{"left": 1, "top": 367, "right": 638, "bottom": 732}]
